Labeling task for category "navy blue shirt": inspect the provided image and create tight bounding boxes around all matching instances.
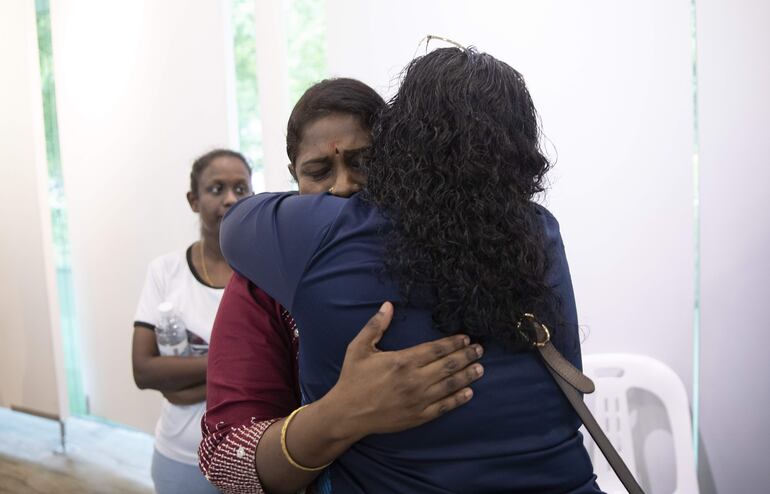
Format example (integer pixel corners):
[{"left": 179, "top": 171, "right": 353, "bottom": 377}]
[{"left": 221, "top": 192, "right": 601, "bottom": 494}]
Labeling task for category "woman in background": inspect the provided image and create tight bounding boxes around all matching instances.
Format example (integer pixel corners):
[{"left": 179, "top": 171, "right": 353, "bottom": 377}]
[
  {"left": 201, "top": 78, "right": 484, "bottom": 494},
  {"left": 132, "top": 149, "right": 252, "bottom": 494}
]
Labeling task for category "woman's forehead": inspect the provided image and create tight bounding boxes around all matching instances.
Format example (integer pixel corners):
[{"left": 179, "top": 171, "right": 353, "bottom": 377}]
[
  {"left": 300, "top": 114, "right": 371, "bottom": 150},
  {"left": 199, "top": 156, "right": 250, "bottom": 181}
]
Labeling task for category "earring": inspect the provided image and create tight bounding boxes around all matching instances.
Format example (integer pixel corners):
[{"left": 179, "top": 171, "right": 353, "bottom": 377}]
[{"left": 328, "top": 186, "right": 335, "bottom": 195}]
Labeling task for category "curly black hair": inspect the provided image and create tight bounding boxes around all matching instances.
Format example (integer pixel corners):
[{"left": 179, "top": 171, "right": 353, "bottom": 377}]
[{"left": 362, "top": 47, "right": 557, "bottom": 351}]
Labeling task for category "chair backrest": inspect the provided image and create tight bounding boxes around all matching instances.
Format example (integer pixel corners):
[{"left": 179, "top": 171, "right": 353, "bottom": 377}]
[{"left": 581, "top": 354, "right": 699, "bottom": 494}]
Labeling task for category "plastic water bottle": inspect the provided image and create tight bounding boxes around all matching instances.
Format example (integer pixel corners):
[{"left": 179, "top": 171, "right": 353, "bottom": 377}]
[{"left": 155, "top": 302, "right": 191, "bottom": 357}]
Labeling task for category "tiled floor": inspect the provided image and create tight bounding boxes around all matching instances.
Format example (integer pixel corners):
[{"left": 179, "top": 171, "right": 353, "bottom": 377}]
[{"left": 0, "top": 407, "right": 154, "bottom": 494}]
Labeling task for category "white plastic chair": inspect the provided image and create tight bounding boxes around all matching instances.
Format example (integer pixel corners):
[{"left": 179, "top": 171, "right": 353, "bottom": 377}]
[{"left": 580, "top": 354, "right": 699, "bottom": 494}]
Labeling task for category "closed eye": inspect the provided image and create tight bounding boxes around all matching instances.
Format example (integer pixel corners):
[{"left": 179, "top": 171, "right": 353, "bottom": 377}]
[
  {"left": 299, "top": 158, "right": 333, "bottom": 180},
  {"left": 304, "top": 169, "right": 331, "bottom": 180}
]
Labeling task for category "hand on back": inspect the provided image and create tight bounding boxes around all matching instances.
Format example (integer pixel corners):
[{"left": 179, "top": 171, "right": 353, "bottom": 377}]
[{"left": 327, "top": 302, "right": 484, "bottom": 440}]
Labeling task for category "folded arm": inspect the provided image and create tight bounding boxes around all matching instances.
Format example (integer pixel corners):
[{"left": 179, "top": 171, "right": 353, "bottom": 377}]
[{"left": 131, "top": 326, "right": 207, "bottom": 392}]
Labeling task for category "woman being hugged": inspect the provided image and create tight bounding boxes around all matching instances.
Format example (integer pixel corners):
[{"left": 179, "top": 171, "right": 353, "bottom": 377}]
[
  {"left": 201, "top": 79, "right": 484, "bottom": 494},
  {"left": 133, "top": 149, "right": 252, "bottom": 494}
]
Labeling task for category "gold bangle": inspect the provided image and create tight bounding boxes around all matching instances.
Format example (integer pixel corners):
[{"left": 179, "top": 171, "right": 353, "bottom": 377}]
[{"left": 280, "top": 405, "right": 333, "bottom": 472}]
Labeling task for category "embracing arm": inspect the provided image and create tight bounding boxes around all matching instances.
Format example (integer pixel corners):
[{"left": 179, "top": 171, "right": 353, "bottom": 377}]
[
  {"left": 199, "top": 274, "right": 484, "bottom": 494},
  {"left": 131, "top": 326, "right": 207, "bottom": 392},
  {"left": 254, "top": 302, "right": 484, "bottom": 494}
]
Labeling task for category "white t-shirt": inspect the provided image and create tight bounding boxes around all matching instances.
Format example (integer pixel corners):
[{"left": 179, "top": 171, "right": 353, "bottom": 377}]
[{"left": 134, "top": 246, "right": 224, "bottom": 465}]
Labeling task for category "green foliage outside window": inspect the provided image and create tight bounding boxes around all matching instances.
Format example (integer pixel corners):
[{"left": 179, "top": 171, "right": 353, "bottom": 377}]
[
  {"left": 232, "top": 0, "right": 263, "bottom": 172},
  {"left": 231, "top": 0, "right": 327, "bottom": 181},
  {"left": 287, "top": 0, "right": 328, "bottom": 107},
  {"left": 35, "top": 0, "right": 87, "bottom": 416}
]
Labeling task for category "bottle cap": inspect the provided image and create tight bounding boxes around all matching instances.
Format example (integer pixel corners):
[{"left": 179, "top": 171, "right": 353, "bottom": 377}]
[{"left": 158, "top": 301, "right": 173, "bottom": 314}]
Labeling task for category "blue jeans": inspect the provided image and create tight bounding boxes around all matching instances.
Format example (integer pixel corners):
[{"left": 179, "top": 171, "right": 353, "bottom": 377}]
[{"left": 151, "top": 448, "right": 220, "bottom": 494}]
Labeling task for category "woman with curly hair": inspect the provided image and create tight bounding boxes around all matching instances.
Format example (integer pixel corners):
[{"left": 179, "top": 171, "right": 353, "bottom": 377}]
[{"left": 221, "top": 47, "right": 601, "bottom": 493}]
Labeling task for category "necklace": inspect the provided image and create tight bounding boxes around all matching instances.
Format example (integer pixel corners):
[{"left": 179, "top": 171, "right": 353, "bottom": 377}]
[{"left": 199, "top": 238, "right": 214, "bottom": 286}]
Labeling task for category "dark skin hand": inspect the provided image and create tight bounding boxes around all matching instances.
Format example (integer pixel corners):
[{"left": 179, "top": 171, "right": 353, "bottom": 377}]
[
  {"left": 131, "top": 326, "right": 208, "bottom": 392},
  {"left": 255, "top": 302, "right": 485, "bottom": 494},
  {"left": 162, "top": 383, "right": 207, "bottom": 406}
]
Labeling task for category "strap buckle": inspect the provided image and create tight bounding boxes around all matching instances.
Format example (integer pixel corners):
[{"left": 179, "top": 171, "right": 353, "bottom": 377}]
[{"left": 518, "top": 313, "right": 551, "bottom": 348}]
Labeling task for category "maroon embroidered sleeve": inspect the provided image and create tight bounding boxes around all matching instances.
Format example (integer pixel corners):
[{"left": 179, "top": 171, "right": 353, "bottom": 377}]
[{"left": 199, "top": 272, "right": 300, "bottom": 493}]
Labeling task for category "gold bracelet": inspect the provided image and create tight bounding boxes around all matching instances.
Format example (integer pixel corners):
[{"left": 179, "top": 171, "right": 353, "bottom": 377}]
[{"left": 280, "top": 405, "right": 333, "bottom": 472}]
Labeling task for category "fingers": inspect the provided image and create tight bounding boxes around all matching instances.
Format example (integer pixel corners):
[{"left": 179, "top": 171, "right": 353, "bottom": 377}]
[
  {"left": 405, "top": 334, "right": 474, "bottom": 368},
  {"left": 419, "top": 343, "right": 484, "bottom": 383},
  {"left": 422, "top": 387, "right": 475, "bottom": 420},
  {"left": 347, "top": 302, "right": 394, "bottom": 357},
  {"left": 423, "top": 357, "right": 484, "bottom": 404},
  {"left": 161, "top": 392, "right": 179, "bottom": 405}
]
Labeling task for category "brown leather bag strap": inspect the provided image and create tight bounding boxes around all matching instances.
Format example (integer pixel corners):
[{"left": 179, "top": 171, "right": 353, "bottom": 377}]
[
  {"left": 539, "top": 340, "right": 595, "bottom": 393},
  {"left": 521, "top": 314, "right": 645, "bottom": 494}
]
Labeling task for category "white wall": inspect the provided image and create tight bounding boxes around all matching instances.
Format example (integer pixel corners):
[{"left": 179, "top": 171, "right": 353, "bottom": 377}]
[
  {"left": 0, "top": 0, "right": 68, "bottom": 419},
  {"left": 50, "top": 0, "right": 236, "bottom": 432},
  {"left": 326, "top": 0, "right": 696, "bottom": 393},
  {"left": 697, "top": 0, "right": 770, "bottom": 491}
]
